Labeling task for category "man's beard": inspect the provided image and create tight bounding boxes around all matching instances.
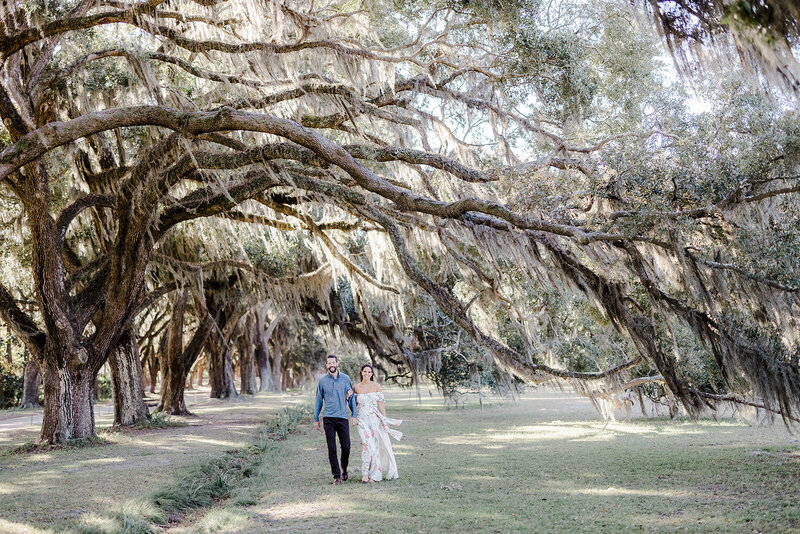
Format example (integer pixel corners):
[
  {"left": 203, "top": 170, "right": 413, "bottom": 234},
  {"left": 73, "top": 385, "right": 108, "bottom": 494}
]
[{"left": 327, "top": 365, "right": 338, "bottom": 374}]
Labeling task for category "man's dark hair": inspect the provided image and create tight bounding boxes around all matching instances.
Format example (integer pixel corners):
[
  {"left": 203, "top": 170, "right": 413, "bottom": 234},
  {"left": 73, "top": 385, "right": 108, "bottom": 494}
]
[{"left": 326, "top": 354, "right": 338, "bottom": 361}]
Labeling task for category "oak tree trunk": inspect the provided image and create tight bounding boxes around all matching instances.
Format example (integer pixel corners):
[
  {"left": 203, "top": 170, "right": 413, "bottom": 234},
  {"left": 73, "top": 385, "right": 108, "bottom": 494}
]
[
  {"left": 108, "top": 328, "right": 149, "bottom": 426},
  {"left": 158, "top": 291, "right": 190, "bottom": 414},
  {"left": 160, "top": 356, "right": 190, "bottom": 415},
  {"left": 192, "top": 357, "right": 206, "bottom": 387},
  {"left": 158, "top": 328, "right": 169, "bottom": 396},
  {"left": 254, "top": 308, "right": 275, "bottom": 392},
  {"left": 238, "top": 319, "right": 257, "bottom": 395},
  {"left": 255, "top": 335, "right": 273, "bottom": 392},
  {"left": 209, "top": 341, "right": 238, "bottom": 399},
  {"left": 147, "top": 348, "right": 159, "bottom": 394},
  {"left": 271, "top": 331, "right": 283, "bottom": 392},
  {"left": 40, "top": 351, "right": 95, "bottom": 443},
  {"left": 20, "top": 357, "right": 41, "bottom": 408}
]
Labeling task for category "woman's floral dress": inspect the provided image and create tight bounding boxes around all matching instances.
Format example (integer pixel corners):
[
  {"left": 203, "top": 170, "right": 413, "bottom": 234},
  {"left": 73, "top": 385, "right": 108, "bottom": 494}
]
[{"left": 356, "top": 391, "right": 402, "bottom": 481}]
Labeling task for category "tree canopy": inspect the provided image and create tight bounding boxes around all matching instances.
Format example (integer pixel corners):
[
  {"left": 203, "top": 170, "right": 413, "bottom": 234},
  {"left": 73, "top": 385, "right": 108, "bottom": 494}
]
[{"left": 0, "top": 0, "right": 799, "bottom": 442}]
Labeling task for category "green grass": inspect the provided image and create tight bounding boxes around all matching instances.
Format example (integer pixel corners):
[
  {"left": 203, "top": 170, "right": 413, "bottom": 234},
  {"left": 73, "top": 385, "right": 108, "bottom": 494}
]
[
  {"left": 260, "top": 405, "right": 312, "bottom": 441},
  {"left": 66, "top": 500, "right": 164, "bottom": 534},
  {"left": 3, "top": 413, "right": 188, "bottom": 457},
  {"left": 3, "top": 389, "right": 800, "bottom": 533},
  {"left": 177, "top": 390, "right": 800, "bottom": 534},
  {"left": 152, "top": 449, "right": 254, "bottom": 519}
]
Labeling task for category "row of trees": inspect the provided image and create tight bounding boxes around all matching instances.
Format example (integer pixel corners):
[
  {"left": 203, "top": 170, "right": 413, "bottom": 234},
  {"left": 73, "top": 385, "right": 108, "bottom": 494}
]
[
  {"left": 2, "top": 286, "right": 323, "bottom": 413},
  {"left": 0, "top": 0, "right": 799, "bottom": 443}
]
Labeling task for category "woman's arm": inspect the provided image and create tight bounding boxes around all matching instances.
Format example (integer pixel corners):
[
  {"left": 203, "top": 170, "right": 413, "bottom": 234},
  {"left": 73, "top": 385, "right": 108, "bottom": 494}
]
[{"left": 376, "top": 384, "right": 386, "bottom": 416}]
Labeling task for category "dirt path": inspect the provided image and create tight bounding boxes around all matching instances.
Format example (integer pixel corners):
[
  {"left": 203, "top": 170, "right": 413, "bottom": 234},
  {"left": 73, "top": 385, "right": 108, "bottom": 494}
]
[
  {"left": 0, "top": 391, "right": 223, "bottom": 450},
  {"left": 0, "top": 391, "right": 212, "bottom": 433},
  {"left": 0, "top": 404, "right": 114, "bottom": 433}
]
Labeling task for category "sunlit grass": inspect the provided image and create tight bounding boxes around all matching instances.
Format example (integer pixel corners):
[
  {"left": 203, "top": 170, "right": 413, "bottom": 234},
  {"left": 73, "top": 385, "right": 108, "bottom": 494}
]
[
  {"left": 185, "top": 388, "right": 800, "bottom": 534},
  {"left": 0, "top": 519, "right": 50, "bottom": 534},
  {"left": 188, "top": 509, "right": 251, "bottom": 533},
  {"left": 68, "top": 499, "right": 163, "bottom": 534}
]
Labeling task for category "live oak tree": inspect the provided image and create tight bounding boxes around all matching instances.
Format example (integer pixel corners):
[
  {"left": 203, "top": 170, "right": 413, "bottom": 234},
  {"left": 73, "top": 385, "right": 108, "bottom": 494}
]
[
  {"left": 638, "top": 0, "right": 800, "bottom": 94},
  {"left": 0, "top": 0, "right": 799, "bottom": 443}
]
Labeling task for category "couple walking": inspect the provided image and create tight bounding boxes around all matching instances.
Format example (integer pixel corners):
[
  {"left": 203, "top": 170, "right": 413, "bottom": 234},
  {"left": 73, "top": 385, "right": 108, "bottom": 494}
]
[{"left": 313, "top": 354, "right": 402, "bottom": 484}]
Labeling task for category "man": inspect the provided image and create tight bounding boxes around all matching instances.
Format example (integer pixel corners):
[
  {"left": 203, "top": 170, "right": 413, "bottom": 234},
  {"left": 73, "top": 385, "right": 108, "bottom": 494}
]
[{"left": 314, "top": 354, "right": 358, "bottom": 485}]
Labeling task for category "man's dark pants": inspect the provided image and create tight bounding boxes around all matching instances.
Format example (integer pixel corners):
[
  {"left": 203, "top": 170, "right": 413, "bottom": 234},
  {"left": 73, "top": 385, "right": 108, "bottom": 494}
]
[{"left": 323, "top": 417, "right": 350, "bottom": 479}]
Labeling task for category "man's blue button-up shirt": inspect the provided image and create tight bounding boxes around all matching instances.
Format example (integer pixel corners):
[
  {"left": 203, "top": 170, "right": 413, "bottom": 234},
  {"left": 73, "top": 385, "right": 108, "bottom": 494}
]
[{"left": 314, "top": 371, "right": 357, "bottom": 421}]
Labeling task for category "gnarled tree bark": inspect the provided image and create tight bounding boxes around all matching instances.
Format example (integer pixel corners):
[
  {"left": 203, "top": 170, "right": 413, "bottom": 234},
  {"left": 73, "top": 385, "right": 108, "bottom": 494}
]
[
  {"left": 238, "top": 315, "right": 257, "bottom": 395},
  {"left": 254, "top": 305, "right": 283, "bottom": 392},
  {"left": 20, "top": 356, "right": 41, "bottom": 408},
  {"left": 158, "top": 289, "right": 217, "bottom": 413},
  {"left": 40, "top": 344, "right": 95, "bottom": 443},
  {"left": 108, "top": 327, "right": 149, "bottom": 426}
]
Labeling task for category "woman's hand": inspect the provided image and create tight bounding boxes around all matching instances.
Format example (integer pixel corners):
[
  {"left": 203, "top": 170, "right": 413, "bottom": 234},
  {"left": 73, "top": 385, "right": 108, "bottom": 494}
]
[{"left": 346, "top": 388, "right": 353, "bottom": 400}]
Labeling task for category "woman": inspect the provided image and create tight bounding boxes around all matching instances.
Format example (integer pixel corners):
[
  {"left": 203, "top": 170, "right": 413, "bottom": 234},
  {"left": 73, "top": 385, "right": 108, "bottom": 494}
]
[{"left": 353, "top": 364, "right": 402, "bottom": 482}]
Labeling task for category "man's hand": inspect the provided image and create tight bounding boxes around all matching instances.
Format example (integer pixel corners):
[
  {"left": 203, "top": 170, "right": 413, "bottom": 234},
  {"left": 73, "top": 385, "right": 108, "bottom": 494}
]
[
  {"left": 350, "top": 417, "right": 358, "bottom": 427},
  {"left": 314, "top": 421, "right": 321, "bottom": 431}
]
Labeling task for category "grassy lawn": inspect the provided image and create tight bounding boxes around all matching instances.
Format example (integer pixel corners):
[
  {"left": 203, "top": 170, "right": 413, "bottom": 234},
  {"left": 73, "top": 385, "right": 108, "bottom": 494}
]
[
  {"left": 177, "top": 389, "right": 800, "bottom": 534},
  {"left": 1, "top": 388, "right": 799, "bottom": 533}
]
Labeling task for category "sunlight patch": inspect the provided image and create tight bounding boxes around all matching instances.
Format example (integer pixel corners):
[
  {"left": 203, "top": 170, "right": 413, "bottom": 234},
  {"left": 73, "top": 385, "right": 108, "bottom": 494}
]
[
  {"left": 178, "top": 436, "right": 248, "bottom": 448},
  {"left": 82, "top": 457, "right": 127, "bottom": 466},
  {"left": 262, "top": 497, "right": 356, "bottom": 520},
  {"left": 565, "top": 486, "right": 684, "bottom": 498},
  {"left": 193, "top": 508, "right": 252, "bottom": 532},
  {"left": 0, "top": 519, "right": 48, "bottom": 534}
]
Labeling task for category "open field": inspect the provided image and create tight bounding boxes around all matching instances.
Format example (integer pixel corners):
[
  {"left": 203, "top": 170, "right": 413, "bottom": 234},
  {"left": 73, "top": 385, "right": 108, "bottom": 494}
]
[{"left": 1, "top": 388, "right": 799, "bottom": 533}]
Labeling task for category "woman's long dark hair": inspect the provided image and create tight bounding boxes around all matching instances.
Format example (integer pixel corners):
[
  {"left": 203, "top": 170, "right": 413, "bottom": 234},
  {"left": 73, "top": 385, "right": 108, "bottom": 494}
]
[{"left": 360, "top": 364, "right": 375, "bottom": 381}]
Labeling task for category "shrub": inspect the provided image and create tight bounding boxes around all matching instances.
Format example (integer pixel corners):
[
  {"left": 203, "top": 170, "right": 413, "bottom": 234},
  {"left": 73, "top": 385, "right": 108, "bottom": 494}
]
[
  {"left": 96, "top": 375, "right": 113, "bottom": 400},
  {"left": 261, "top": 405, "right": 311, "bottom": 442},
  {"left": 0, "top": 369, "right": 22, "bottom": 409}
]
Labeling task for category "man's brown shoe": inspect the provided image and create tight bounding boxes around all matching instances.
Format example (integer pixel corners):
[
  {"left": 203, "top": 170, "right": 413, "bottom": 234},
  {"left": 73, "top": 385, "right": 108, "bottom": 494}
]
[
  {"left": 334, "top": 477, "right": 342, "bottom": 485},
  {"left": 342, "top": 471, "right": 348, "bottom": 481}
]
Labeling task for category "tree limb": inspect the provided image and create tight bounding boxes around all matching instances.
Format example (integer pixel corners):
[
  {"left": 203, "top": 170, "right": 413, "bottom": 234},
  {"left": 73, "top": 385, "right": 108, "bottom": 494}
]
[
  {"left": 690, "top": 388, "right": 800, "bottom": 424},
  {"left": 0, "top": 281, "right": 46, "bottom": 359},
  {"left": 55, "top": 193, "right": 115, "bottom": 241}
]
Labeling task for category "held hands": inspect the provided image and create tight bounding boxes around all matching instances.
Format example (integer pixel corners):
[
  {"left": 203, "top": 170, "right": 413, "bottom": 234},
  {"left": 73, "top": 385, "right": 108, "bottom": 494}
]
[{"left": 350, "top": 417, "right": 358, "bottom": 427}]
